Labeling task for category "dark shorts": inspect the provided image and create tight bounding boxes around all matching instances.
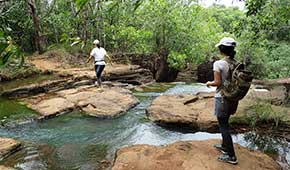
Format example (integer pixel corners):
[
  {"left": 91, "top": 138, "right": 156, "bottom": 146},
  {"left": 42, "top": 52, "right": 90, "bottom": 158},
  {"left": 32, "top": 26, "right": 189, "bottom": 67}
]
[
  {"left": 95, "top": 65, "right": 105, "bottom": 78},
  {"left": 214, "top": 97, "right": 239, "bottom": 117}
]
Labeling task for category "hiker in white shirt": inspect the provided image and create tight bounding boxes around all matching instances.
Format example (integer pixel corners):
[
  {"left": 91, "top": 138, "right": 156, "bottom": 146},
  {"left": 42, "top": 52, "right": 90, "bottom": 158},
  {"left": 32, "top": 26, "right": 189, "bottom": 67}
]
[{"left": 87, "top": 39, "right": 110, "bottom": 87}]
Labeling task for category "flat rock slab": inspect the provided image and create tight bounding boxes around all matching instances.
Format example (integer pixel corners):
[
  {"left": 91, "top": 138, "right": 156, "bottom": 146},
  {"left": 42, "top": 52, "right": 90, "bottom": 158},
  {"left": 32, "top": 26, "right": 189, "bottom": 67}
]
[
  {"left": 0, "top": 138, "right": 21, "bottom": 161},
  {"left": 146, "top": 92, "right": 217, "bottom": 131},
  {"left": 23, "top": 86, "right": 139, "bottom": 119},
  {"left": 112, "top": 139, "right": 279, "bottom": 170}
]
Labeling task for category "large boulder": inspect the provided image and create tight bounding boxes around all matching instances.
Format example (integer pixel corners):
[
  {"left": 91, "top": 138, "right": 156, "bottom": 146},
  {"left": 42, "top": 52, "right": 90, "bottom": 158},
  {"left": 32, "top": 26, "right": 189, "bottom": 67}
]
[
  {"left": 197, "top": 60, "right": 214, "bottom": 83},
  {"left": 253, "top": 78, "right": 290, "bottom": 104},
  {"left": 0, "top": 138, "right": 21, "bottom": 161},
  {"left": 146, "top": 92, "right": 218, "bottom": 132},
  {"left": 146, "top": 86, "right": 290, "bottom": 132},
  {"left": 23, "top": 86, "right": 139, "bottom": 119},
  {"left": 112, "top": 139, "right": 279, "bottom": 170}
]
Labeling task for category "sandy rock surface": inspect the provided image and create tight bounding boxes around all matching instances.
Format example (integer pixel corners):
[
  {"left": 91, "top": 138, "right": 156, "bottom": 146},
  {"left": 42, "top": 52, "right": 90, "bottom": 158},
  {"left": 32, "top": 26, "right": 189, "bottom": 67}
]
[
  {"left": 112, "top": 139, "right": 279, "bottom": 170},
  {"left": 0, "top": 138, "right": 21, "bottom": 161},
  {"left": 23, "top": 86, "right": 139, "bottom": 119},
  {"left": 146, "top": 92, "right": 218, "bottom": 131}
]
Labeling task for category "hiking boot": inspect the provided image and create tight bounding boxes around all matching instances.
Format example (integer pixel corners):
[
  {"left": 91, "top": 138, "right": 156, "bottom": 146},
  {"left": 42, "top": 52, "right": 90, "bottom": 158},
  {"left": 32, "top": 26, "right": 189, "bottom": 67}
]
[
  {"left": 214, "top": 144, "right": 227, "bottom": 154},
  {"left": 97, "top": 78, "right": 102, "bottom": 87},
  {"left": 218, "top": 154, "right": 238, "bottom": 165}
]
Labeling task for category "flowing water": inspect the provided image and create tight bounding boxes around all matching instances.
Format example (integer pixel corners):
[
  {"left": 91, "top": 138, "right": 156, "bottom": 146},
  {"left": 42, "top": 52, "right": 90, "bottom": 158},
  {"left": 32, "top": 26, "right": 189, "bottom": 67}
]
[{"left": 0, "top": 83, "right": 289, "bottom": 170}]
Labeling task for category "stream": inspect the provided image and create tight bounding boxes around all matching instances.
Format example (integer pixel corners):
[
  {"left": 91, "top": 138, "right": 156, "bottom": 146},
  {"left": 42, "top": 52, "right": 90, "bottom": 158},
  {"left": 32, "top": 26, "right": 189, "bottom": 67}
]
[{"left": 0, "top": 83, "right": 289, "bottom": 170}]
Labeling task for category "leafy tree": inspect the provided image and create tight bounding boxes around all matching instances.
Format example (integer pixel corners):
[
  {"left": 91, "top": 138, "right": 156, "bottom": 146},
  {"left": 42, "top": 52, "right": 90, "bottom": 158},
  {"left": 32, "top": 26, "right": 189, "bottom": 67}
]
[
  {"left": 246, "top": 0, "right": 290, "bottom": 41},
  {"left": 207, "top": 5, "right": 245, "bottom": 34}
]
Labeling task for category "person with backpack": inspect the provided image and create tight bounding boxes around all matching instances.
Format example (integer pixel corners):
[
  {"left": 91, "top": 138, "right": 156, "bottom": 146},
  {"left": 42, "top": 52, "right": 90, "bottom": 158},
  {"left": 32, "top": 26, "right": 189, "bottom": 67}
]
[
  {"left": 206, "top": 37, "right": 242, "bottom": 165},
  {"left": 87, "top": 39, "right": 110, "bottom": 87}
]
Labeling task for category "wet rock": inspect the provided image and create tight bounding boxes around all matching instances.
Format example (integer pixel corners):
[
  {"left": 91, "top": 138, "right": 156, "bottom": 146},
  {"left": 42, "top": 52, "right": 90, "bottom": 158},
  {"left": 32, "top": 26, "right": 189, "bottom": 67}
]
[
  {"left": 23, "top": 86, "right": 139, "bottom": 119},
  {"left": 112, "top": 139, "right": 279, "bottom": 170},
  {"left": 104, "top": 65, "right": 152, "bottom": 81},
  {"left": 49, "top": 144, "right": 109, "bottom": 170},
  {"left": 1, "top": 64, "right": 153, "bottom": 99},
  {"left": 253, "top": 78, "right": 290, "bottom": 104},
  {"left": 0, "top": 138, "right": 21, "bottom": 161},
  {"left": 26, "top": 97, "right": 75, "bottom": 118},
  {"left": 244, "top": 85, "right": 287, "bottom": 105},
  {"left": 1, "top": 78, "right": 77, "bottom": 99},
  {"left": 146, "top": 92, "right": 218, "bottom": 132}
]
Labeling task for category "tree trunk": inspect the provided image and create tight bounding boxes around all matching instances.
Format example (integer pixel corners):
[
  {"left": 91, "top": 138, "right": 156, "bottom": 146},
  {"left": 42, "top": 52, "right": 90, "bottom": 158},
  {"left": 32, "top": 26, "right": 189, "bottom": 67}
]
[
  {"left": 27, "top": 0, "right": 43, "bottom": 54},
  {"left": 154, "top": 49, "right": 179, "bottom": 82}
]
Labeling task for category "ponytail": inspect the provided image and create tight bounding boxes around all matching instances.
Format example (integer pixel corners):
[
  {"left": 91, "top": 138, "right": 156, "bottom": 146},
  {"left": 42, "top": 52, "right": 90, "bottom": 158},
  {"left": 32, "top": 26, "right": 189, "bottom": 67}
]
[{"left": 229, "top": 50, "right": 236, "bottom": 59}]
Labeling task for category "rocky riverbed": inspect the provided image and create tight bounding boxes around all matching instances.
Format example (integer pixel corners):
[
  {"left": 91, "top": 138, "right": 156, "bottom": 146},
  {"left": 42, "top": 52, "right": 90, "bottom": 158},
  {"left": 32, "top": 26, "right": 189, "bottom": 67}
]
[{"left": 0, "top": 83, "right": 289, "bottom": 170}]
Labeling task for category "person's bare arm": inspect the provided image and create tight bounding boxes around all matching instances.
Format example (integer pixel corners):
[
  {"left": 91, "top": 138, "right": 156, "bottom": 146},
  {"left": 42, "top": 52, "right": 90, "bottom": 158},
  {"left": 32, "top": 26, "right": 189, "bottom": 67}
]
[
  {"left": 206, "top": 71, "right": 221, "bottom": 87},
  {"left": 106, "top": 54, "right": 113, "bottom": 65},
  {"left": 86, "top": 55, "right": 93, "bottom": 63}
]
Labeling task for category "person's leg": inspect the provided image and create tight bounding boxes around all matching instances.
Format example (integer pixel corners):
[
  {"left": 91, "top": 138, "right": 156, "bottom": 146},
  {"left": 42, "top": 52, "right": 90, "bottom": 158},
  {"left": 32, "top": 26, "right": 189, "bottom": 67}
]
[
  {"left": 217, "top": 115, "right": 235, "bottom": 157},
  {"left": 215, "top": 97, "right": 237, "bottom": 164},
  {"left": 96, "top": 65, "right": 105, "bottom": 86},
  {"left": 217, "top": 115, "right": 238, "bottom": 164},
  {"left": 214, "top": 97, "right": 228, "bottom": 153}
]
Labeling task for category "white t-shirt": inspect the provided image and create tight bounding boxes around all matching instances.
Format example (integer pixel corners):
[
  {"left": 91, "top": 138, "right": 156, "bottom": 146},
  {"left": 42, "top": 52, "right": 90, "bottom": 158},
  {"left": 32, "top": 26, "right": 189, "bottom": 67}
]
[
  {"left": 213, "top": 59, "right": 229, "bottom": 97},
  {"left": 90, "top": 47, "right": 107, "bottom": 65}
]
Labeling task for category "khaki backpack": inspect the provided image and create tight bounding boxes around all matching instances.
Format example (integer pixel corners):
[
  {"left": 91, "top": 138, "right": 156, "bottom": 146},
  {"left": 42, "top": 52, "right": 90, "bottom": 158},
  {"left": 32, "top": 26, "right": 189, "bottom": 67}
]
[{"left": 221, "top": 58, "right": 253, "bottom": 101}]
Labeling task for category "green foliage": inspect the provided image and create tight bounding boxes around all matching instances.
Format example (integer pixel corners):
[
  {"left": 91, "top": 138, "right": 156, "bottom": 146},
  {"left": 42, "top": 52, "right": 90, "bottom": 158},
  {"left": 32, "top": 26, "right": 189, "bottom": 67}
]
[
  {"left": 74, "top": 0, "right": 90, "bottom": 9},
  {"left": 230, "top": 100, "right": 289, "bottom": 129},
  {"left": 246, "top": 0, "right": 290, "bottom": 41},
  {"left": 248, "top": 102, "right": 272, "bottom": 127},
  {"left": 137, "top": 1, "right": 223, "bottom": 64},
  {"left": 0, "top": 0, "right": 289, "bottom": 79},
  {"left": 60, "top": 34, "right": 85, "bottom": 49},
  {"left": 236, "top": 30, "right": 268, "bottom": 79},
  {"left": 208, "top": 5, "right": 245, "bottom": 33},
  {"left": 0, "top": 30, "right": 24, "bottom": 69},
  {"left": 0, "top": 0, "right": 33, "bottom": 52},
  {"left": 244, "top": 102, "right": 288, "bottom": 128},
  {"left": 167, "top": 52, "right": 187, "bottom": 70},
  {"left": 104, "top": 25, "right": 153, "bottom": 53},
  {"left": 264, "top": 42, "right": 290, "bottom": 79}
]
